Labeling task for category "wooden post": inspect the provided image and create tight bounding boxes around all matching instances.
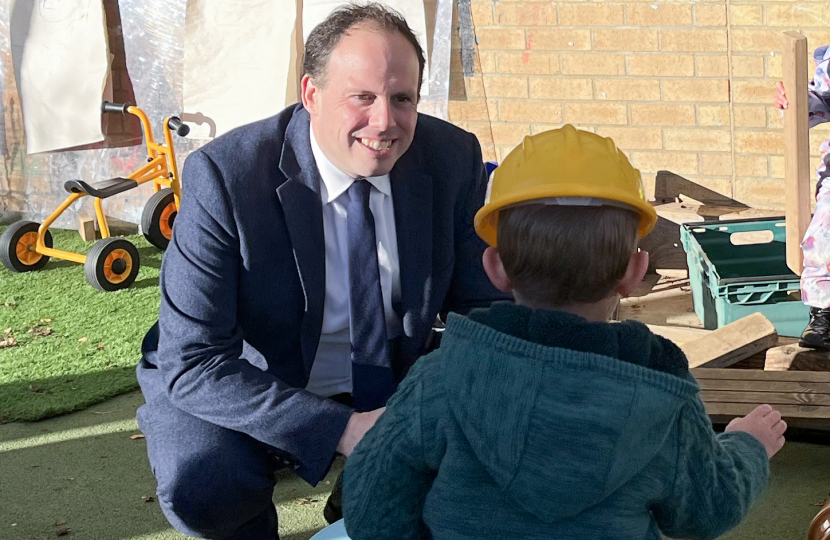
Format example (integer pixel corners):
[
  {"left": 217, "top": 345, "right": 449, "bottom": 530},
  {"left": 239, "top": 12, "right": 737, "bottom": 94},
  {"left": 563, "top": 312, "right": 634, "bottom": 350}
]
[{"left": 784, "top": 31, "right": 811, "bottom": 275}]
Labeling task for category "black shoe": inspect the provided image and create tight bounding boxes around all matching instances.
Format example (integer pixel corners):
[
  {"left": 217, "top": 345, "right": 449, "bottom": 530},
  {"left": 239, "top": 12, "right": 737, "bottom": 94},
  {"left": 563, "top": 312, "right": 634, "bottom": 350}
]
[
  {"left": 800, "top": 307, "right": 830, "bottom": 351},
  {"left": 323, "top": 472, "right": 343, "bottom": 524}
]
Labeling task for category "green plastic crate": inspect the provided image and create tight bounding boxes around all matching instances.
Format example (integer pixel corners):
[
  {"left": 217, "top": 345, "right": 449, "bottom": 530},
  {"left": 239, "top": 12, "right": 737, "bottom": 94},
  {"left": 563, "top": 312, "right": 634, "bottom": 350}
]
[{"left": 679, "top": 217, "right": 810, "bottom": 337}]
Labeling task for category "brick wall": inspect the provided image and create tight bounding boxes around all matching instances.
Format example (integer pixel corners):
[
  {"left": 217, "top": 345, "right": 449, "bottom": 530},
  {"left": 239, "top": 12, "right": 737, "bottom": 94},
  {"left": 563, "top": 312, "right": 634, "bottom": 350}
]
[{"left": 446, "top": 0, "right": 830, "bottom": 210}]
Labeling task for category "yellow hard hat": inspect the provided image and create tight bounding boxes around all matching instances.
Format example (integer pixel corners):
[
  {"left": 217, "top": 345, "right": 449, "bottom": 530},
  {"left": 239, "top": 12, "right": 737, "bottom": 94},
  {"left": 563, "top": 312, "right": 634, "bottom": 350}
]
[{"left": 474, "top": 124, "right": 658, "bottom": 247}]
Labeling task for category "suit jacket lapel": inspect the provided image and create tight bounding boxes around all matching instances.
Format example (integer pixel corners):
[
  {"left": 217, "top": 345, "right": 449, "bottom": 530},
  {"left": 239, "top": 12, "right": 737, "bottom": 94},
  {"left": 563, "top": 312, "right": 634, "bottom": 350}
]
[{"left": 277, "top": 108, "right": 325, "bottom": 377}]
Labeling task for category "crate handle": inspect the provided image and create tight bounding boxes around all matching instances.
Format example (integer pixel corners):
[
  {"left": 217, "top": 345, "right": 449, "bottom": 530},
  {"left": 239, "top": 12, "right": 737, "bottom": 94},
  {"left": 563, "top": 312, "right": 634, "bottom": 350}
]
[
  {"left": 729, "top": 290, "right": 775, "bottom": 305},
  {"left": 730, "top": 230, "right": 774, "bottom": 246}
]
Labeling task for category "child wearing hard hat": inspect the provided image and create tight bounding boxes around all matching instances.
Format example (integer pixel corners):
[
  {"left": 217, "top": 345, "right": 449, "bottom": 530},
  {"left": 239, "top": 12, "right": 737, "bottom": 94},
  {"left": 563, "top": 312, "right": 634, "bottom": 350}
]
[{"left": 340, "top": 125, "right": 785, "bottom": 540}]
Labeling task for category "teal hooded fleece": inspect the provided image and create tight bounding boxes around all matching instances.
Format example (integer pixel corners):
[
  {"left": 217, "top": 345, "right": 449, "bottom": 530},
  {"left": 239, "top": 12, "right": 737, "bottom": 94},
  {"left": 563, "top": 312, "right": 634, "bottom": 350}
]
[{"left": 342, "top": 303, "right": 769, "bottom": 540}]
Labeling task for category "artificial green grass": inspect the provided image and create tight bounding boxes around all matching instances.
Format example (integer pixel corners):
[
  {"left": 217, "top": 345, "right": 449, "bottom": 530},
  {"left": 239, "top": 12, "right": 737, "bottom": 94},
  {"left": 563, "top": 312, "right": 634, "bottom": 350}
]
[{"left": 0, "top": 226, "right": 161, "bottom": 422}]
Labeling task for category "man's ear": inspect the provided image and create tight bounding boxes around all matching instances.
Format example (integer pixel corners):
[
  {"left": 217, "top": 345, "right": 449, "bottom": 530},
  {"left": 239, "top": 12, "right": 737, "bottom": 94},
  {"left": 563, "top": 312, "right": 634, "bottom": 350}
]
[
  {"left": 482, "top": 247, "right": 513, "bottom": 294},
  {"left": 301, "top": 75, "right": 319, "bottom": 113},
  {"left": 615, "top": 250, "right": 649, "bottom": 299}
]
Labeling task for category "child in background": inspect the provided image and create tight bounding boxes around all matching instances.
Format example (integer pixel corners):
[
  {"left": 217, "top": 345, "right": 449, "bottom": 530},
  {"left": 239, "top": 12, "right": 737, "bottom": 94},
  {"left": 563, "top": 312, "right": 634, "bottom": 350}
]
[
  {"left": 341, "top": 126, "right": 785, "bottom": 540},
  {"left": 776, "top": 45, "right": 830, "bottom": 349}
]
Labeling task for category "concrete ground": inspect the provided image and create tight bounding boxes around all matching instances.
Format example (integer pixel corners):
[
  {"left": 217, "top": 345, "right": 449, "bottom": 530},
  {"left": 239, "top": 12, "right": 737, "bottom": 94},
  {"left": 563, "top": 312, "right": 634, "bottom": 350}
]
[{"left": 0, "top": 391, "right": 341, "bottom": 540}]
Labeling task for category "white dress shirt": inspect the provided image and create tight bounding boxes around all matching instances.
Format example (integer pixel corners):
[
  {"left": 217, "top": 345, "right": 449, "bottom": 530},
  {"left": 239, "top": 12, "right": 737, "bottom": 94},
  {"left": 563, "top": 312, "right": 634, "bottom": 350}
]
[{"left": 305, "top": 128, "right": 402, "bottom": 397}]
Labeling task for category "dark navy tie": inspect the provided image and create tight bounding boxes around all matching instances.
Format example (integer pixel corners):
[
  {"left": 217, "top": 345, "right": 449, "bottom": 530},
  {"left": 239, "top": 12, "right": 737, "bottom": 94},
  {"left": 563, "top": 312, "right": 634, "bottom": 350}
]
[{"left": 347, "top": 178, "right": 395, "bottom": 411}]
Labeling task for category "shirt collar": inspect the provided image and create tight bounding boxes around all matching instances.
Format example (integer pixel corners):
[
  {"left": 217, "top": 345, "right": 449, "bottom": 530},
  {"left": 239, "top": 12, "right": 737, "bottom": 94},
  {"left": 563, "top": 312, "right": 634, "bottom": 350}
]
[{"left": 310, "top": 127, "right": 392, "bottom": 204}]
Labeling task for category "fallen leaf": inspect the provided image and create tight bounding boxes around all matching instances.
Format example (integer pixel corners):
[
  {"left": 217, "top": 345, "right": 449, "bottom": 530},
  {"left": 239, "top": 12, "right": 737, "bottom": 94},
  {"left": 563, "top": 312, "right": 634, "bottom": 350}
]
[
  {"left": 28, "top": 326, "right": 52, "bottom": 337},
  {"left": 3, "top": 327, "right": 11, "bottom": 333},
  {"left": 141, "top": 496, "right": 155, "bottom": 503},
  {"left": 41, "top": 318, "right": 52, "bottom": 323},
  {"left": 130, "top": 434, "right": 145, "bottom": 440},
  {"left": 55, "top": 521, "right": 66, "bottom": 526},
  {"left": 97, "top": 343, "right": 106, "bottom": 350},
  {"left": 56, "top": 528, "right": 70, "bottom": 536},
  {"left": 0, "top": 335, "right": 16, "bottom": 348},
  {"left": 78, "top": 337, "right": 88, "bottom": 343}
]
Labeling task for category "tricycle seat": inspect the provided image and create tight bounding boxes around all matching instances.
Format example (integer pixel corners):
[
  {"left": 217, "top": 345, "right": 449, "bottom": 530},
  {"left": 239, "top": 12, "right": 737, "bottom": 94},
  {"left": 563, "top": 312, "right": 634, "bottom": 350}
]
[{"left": 64, "top": 177, "right": 137, "bottom": 199}]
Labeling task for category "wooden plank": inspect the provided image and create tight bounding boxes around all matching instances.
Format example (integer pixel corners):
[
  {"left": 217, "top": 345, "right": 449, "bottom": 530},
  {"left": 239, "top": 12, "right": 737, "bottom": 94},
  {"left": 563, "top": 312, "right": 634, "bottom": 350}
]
[
  {"left": 704, "top": 402, "right": 830, "bottom": 419},
  {"left": 783, "top": 31, "right": 811, "bottom": 275},
  {"left": 701, "top": 390, "right": 830, "bottom": 406},
  {"left": 683, "top": 313, "right": 777, "bottom": 369},
  {"left": 693, "top": 367, "right": 830, "bottom": 382},
  {"left": 77, "top": 213, "right": 98, "bottom": 242},
  {"left": 698, "top": 379, "right": 830, "bottom": 393},
  {"left": 647, "top": 324, "right": 711, "bottom": 346},
  {"left": 766, "top": 344, "right": 830, "bottom": 372}
]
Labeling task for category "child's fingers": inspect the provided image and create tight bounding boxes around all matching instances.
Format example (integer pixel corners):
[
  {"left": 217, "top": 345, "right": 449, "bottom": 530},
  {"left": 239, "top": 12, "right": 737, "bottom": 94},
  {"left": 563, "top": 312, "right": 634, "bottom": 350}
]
[
  {"left": 772, "top": 419, "right": 787, "bottom": 436},
  {"left": 773, "top": 435, "right": 786, "bottom": 455},
  {"left": 747, "top": 404, "right": 773, "bottom": 418},
  {"left": 763, "top": 409, "right": 782, "bottom": 425}
]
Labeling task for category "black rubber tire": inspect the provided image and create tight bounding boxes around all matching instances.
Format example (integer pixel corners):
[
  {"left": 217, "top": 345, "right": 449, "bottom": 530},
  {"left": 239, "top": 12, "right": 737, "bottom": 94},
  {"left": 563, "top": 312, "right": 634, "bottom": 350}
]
[
  {"left": 84, "top": 237, "right": 140, "bottom": 292},
  {"left": 141, "top": 188, "right": 177, "bottom": 250},
  {"left": 0, "top": 221, "right": 53, "bottom": 272}
]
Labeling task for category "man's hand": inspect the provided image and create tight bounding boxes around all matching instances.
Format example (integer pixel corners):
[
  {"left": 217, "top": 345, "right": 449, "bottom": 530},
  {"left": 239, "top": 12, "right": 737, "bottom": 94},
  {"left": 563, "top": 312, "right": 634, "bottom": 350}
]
[
  {"left": 775, "top": 81, "right": 789, "bottom": 110},
  {"left": 724, "top": 404, "right": 787, "bottom": 458},
  {"left": 336, "top": 407, "right": 386, "bottom": 457}
]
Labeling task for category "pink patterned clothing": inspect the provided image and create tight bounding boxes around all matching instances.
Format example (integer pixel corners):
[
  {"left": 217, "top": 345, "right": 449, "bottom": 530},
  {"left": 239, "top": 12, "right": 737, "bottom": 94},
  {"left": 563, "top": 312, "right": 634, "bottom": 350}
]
[{"left": 800, "top": 46, "right": 830, "bottom": 308}]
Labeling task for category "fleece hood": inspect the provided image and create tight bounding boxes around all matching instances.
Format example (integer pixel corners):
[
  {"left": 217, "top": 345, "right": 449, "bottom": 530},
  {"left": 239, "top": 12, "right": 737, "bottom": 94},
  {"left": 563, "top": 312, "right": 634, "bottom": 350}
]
[{"left": 440, "top": 303, "right": 700, "bottom": 523}]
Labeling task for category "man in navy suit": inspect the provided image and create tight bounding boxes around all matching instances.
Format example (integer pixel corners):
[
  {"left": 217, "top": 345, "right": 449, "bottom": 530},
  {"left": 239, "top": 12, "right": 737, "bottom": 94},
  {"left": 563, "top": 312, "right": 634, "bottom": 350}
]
[{"left": 136, "top": 4, "right": 508, "bottom": 539}]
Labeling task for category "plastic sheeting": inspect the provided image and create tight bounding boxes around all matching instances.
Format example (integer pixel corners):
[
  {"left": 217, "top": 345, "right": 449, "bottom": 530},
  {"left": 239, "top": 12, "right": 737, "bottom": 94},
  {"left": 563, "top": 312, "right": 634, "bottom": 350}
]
[{"left": 0, "top": 0, "right": 451, "bottom": 227}]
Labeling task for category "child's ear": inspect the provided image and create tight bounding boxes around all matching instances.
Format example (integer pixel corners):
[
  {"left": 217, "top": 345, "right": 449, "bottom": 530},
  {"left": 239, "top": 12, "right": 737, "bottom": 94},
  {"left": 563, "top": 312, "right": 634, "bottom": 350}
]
[
  {"left": 615, "top": 250, "right": 649, "bottom": 298},
  {"left": 482, "top": 247, "right": 513, "bottom": 294}
]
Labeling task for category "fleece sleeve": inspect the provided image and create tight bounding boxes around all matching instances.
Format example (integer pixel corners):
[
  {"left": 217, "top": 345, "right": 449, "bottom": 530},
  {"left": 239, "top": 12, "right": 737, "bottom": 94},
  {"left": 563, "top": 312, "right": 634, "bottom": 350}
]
[
  {"left": 652, "top": 396, "right": 770, "bottom": 540},
  {"left": 342, "top": 364, "right": 437, "bottom": 540}
]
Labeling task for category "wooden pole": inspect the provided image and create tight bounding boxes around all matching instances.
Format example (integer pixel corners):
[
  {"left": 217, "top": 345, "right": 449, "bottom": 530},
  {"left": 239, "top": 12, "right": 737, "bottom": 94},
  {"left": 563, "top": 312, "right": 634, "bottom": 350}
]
[{"left": 784, "top": 31, "right": 811, "bottom": 275}]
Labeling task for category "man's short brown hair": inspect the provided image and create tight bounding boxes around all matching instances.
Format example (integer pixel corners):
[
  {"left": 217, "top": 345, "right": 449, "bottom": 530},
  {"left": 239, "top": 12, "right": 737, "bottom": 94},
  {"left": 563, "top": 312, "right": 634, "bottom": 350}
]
[{"left": 497, "top": 203, "right": 640, "bottom": 307}]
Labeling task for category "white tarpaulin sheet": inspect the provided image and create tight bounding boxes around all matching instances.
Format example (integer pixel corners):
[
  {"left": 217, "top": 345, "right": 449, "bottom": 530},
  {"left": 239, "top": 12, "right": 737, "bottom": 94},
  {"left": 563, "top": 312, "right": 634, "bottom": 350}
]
[
  {"left": 183, "top": 0, "right": 298, "bottom": 138},
  {"left": 10, "top": 0, "right": 109, "bottom": 154}
]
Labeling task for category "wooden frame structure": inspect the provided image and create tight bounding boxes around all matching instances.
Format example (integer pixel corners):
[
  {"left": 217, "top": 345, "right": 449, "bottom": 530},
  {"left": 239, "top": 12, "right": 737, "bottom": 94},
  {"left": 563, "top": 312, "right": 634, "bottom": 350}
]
[{"left": 784, "top": 31, "right": 811, "bottom": 275}]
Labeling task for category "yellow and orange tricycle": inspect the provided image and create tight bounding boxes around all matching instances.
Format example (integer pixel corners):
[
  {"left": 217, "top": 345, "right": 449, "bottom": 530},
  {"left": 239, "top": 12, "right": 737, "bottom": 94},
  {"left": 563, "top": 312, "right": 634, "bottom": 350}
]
[{"left": 0, "top": 101, "right": 189, "bottom": 291}]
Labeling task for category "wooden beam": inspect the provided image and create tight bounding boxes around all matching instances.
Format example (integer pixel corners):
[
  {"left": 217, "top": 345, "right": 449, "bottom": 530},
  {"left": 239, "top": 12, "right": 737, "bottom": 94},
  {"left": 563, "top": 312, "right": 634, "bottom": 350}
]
[
  {"left": 682, "top": 313, "right": 778, "bottom": 369},
  {"left": 783, "top": 31, "right": 811, "bottom": 275},
  {"left": 693, "top": 367, "right": 830, "bottom": 382},
  {"left": 704, "top": 402, "right": 830, "bottom": 419},
  {"left": 766, "top": 344, "right": 830, "bottom": 371},
  {"left": 698, "top": 378, "right": 830, "bottom": 393},
  {"left": 701, "top": 390, "right": 830, "bottom": 406},
  {"left": 647, "top": 324, "right": 711, "bottom": 346}
]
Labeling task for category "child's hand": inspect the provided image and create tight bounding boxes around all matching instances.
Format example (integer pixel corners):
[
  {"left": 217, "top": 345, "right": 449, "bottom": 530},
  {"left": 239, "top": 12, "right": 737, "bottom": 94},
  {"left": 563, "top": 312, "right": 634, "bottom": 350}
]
[
  {"left": 724, "top": 404, "right": 787, "bottom": 458},
  {"left": 775, "top": 81, "right": 789, "bottom": 110}
]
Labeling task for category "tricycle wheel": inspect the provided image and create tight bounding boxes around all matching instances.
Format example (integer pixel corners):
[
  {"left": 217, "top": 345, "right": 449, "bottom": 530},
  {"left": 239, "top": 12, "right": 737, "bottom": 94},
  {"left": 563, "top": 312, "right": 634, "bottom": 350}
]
[
  {"left": 141, "top": 188, "right": 176, "bottom": 250},
  {"left": 84, "top": 237, "right": 140, "bottom": 291},
  {"left": 0, "top": 221, "right": 53, "bottom": 272}
]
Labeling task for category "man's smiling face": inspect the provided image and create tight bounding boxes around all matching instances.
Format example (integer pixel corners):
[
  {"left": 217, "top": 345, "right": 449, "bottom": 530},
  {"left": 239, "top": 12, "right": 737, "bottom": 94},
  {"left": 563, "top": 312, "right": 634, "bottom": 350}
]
[{"left": 302, "top": 24, "right": 420, "bottom": 178}]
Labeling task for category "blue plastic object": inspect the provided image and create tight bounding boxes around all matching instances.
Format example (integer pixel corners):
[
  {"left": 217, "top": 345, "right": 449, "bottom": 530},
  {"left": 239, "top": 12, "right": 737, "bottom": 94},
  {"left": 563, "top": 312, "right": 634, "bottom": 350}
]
[
  {"left": 309, "top": 520, "right": 350, "bottom": 540},
  {"left": 484, "top": 161, "right": 498, "bottom": 178}
]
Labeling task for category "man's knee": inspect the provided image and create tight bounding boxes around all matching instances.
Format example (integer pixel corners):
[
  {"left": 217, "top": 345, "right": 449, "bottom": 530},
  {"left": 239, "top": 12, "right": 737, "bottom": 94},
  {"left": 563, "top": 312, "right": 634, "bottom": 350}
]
[{"left": 157, "top": 456, "right": 275, "bottom": 538}]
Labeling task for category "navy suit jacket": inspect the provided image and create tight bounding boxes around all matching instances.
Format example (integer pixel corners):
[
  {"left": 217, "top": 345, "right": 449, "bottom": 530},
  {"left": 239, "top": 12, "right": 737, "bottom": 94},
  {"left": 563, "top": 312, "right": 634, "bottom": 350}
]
[{"left": 138, "top": 104, "right": 508, "bottom": 484}]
